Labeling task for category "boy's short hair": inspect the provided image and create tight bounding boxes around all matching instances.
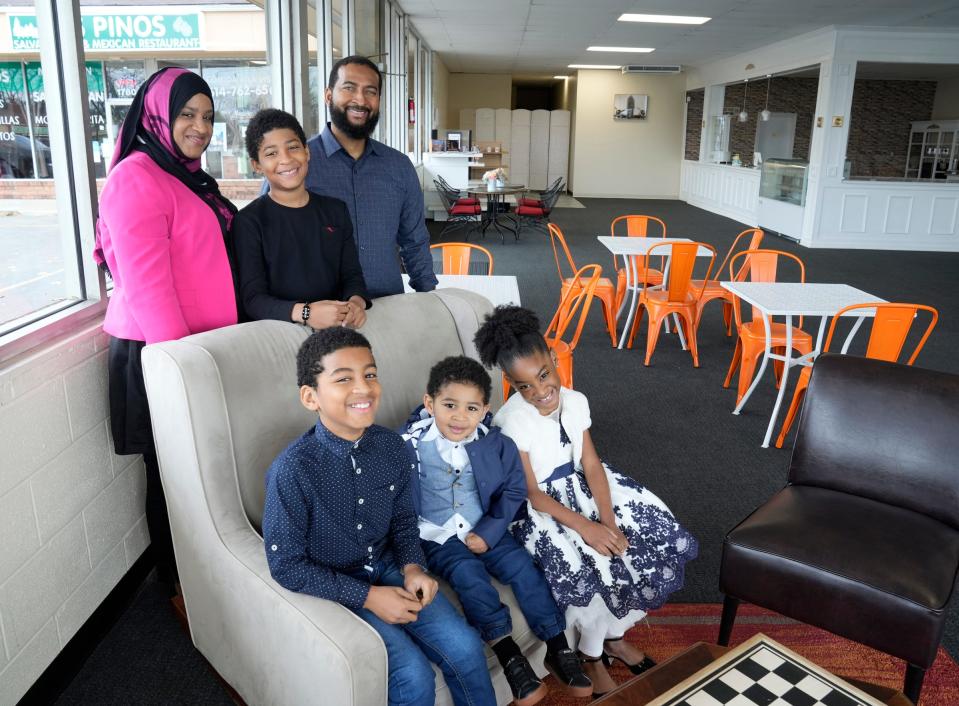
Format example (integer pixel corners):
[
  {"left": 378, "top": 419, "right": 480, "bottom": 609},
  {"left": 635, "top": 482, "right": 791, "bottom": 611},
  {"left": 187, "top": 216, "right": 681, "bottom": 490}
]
[
  {"left": 427, "top": 356, "right": 492, "bottom": 405},
  {"left": 245, "top": 108, "right": 308, "bottom": 162},
  {"left": 297, "top": 328, "right": 372, "bottom": 388},
  {"left": 327, "top": 55, "right": 383, "bottom": 92}
]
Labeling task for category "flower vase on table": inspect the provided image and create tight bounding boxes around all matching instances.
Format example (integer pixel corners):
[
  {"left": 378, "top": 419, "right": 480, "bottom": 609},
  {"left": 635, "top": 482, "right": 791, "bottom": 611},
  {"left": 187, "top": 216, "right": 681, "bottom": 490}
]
[{"left": 483, "top": 167, "right": 506, "bottom": 191}]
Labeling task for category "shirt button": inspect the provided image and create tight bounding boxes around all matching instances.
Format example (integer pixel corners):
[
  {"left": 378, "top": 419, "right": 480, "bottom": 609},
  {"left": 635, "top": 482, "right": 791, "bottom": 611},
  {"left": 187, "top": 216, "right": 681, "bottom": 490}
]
[
  {"left": 368, "top": 546, "right": 373, "bottom": 552},
  {"left": 389, "top": 484, "right": 394, "bottom": 491},
  {"left": 357, "top": 523, "right": 363, "bottom": 530},
  {"left": 356, "top": 468, "right": 362, "bottom": 474},
  {"left": 358, "top": 498, "right": 364, "bottom": 505},
  {"left": 271, "top": 544, "right": 278, "bottom": 551}
]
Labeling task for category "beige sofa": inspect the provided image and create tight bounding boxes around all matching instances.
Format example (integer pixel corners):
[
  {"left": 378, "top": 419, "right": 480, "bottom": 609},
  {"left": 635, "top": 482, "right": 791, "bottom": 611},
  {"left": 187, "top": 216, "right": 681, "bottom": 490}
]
[{"left": 141, "top": 289, "right": 545, "bottom": 706}]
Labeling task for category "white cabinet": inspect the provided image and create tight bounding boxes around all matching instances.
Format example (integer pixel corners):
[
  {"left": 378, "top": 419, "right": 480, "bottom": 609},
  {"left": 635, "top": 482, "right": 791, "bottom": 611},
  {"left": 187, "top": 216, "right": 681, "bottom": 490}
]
[
  {"left": 547, "top": 110, "right": 570, "bottom": 189},
  {"left": 510, "top": 109, "right": 531, "bottom": 186},
  {"left": 905, "top": 120, "right": 959, "bottom": 180},
  {"left": 529, "top": 110, "right": 550, "bottom": 190}
]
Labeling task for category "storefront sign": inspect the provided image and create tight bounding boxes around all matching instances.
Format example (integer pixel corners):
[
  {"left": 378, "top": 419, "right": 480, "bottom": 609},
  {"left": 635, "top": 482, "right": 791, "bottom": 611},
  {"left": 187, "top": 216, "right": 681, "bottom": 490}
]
[{"left": 9, "top": 13, "right": 202, "bottom": 51}]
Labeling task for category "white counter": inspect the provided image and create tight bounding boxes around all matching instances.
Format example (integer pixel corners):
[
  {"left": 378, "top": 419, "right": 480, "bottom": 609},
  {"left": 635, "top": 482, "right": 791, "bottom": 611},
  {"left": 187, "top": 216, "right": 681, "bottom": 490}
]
[{"left": 680, "top": 161, "right": 761, "bottom": 227}]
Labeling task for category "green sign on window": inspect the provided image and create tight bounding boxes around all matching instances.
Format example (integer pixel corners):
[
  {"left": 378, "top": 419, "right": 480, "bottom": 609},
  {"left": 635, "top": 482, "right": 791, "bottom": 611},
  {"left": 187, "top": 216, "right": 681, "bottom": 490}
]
[{"left": 9, "top": 13, "right": 201, "bottom": 51}]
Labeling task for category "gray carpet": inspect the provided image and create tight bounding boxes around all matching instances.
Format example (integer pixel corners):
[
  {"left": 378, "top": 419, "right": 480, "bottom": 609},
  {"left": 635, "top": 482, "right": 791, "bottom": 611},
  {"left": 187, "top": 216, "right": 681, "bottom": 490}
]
[{"left": 54, "top": 198, "right": 959, "bottom": 703}]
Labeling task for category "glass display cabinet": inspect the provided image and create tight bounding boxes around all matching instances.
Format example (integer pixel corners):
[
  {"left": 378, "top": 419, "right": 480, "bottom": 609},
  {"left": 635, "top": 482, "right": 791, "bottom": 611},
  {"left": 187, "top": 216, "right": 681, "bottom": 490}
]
[
  {"left": 758, "top": 159, "right": 809, "bottom": 240},
  {"left": 759, "top": 158, "right": 809, "bottom": 206}
]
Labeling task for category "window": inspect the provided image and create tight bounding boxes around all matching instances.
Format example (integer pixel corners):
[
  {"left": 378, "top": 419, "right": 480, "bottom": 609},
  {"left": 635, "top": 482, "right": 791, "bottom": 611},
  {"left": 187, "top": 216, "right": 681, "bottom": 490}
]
[
  {"left": 354, "top": 0, "right": 380, "bottom": 59},
  {"left": 201, "top": 60, "right": 272, "bottom": 179},
  {"left": 407, "top": 31, "right": 417, "bottom": 155}
]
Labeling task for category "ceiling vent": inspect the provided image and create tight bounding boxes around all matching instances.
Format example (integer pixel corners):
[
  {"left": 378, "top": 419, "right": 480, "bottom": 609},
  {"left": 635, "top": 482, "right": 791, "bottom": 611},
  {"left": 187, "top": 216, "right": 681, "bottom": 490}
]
[{"left": 622, "top": 65, "right": 682, "bottom": 74}]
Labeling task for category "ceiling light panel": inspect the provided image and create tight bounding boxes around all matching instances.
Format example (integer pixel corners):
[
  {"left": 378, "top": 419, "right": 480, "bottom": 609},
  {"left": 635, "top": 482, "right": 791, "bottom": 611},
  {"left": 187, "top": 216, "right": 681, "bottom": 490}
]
[
  {"left": 588, "top": 46, "right": 655, "bottom": 53},
  {"left": 618, "top": 13, "right": 711, "bottom": 25},
  {"left": 568, "top": 64, "right": 621, "bottom": 69}
]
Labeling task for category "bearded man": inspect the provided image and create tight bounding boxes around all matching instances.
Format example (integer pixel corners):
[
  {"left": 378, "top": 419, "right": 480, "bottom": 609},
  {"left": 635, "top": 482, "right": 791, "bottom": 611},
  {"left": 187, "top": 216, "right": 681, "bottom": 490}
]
[{"left": 304, "top": 55, "right": 437, "bottom": 298}]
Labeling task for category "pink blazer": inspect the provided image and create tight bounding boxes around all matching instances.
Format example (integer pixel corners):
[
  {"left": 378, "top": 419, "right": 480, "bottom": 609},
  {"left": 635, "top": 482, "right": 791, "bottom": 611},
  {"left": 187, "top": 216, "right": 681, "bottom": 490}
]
[{"left": 98, "top": 151, "right": 237, "bottom": 344}]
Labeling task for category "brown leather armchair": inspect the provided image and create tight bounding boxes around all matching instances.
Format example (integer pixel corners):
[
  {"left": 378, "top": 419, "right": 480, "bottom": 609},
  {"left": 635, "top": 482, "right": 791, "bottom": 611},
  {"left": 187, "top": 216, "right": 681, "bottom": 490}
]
[{"left": 717, "top": 354, "right": 959, "bottom": 704}]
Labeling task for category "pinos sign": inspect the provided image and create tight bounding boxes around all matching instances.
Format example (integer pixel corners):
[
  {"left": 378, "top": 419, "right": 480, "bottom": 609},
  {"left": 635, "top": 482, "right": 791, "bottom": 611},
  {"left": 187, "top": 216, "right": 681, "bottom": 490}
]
[{"left": 9, "top": 13, "right": 202, "bottom": 52}]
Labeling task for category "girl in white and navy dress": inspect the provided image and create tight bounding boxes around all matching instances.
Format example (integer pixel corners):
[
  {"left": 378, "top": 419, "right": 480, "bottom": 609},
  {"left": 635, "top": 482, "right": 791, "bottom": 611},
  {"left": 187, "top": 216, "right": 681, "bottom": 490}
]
[{"left": 474, "top": 306, "right": 697, "bottom": 697}]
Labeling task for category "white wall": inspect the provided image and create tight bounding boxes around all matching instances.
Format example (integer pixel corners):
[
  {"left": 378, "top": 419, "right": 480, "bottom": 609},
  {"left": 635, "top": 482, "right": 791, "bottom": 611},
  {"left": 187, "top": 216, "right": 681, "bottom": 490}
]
[
  {"left": 932, "top": 77, "right": 959, "bottom": 120},
  {"left": 570, "top": 70, "right": 686, "bottom": 199},
  {"left": 0, "top": 321, "right": 148, "bottom": 704}
]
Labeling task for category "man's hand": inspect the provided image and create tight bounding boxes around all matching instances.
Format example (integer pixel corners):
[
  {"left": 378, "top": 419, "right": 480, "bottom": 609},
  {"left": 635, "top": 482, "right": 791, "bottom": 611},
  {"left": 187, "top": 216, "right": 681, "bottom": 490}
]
[
  {"left": 363, "top": 585, "right": 423, "bottom": 624},
  {"left": 403, "top": 565, "right": 438, "bottom": 606},
  {"left": 343, "top": 296, "right": 367, "bottom": 329},
  {"left": 578, "top": 520, "right": 627, "bottom": 557},
  {"left": 307, "top": 300, "right": 349, "bottom": 329},
  {"left": 465, "top": 532, "right": 489, "bottom": 554}
]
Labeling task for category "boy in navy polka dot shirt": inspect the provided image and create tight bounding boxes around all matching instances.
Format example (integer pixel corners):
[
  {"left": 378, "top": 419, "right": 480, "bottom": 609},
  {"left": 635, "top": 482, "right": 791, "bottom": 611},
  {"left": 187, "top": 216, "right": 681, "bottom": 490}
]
[{"left": 262, "top": 328, "right": 495, "bottom": 706}]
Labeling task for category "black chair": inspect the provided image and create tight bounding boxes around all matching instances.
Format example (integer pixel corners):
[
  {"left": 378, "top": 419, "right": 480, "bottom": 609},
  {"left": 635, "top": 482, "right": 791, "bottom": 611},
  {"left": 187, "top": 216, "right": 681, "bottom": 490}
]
[
  {"left": 434, "top": 180, "right": 480, "bottom": 238},
  {"left": 718, "top": 354, "right": 959, "bottom": 705}
]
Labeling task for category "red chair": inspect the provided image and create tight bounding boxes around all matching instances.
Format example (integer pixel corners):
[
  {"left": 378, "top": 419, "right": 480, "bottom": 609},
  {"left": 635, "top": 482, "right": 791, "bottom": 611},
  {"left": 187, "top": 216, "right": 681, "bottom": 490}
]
[
  {"left": 690, "top": 228, "right": 764, "bottom": 336},
  {"left": 610, "top": 215, "right": 667, "bottom": 311},
  {"left": 436, "top": 184, "right": 480, "bottom": 239},
  {"left": 774, "top": 302, "right": 938, "bottom": 448},
  {"left": 547, "top": 223, "right": 618, "bottom": 347},
  {"left": 723, "top": 250, "right": 813, "bottom": 404},
  {"left": 515, "top": 187, "right": 560, "bottom": 237},
  {"left": 504, "top": 263, "right": 600, "bottom": 400},
  {"left": 518, "top": 177, "right": 563, "bottom": 208},
  {"left": 627, "top": 241, "right": 716, "bottom": 367},
  {"left": 429, "top": 242, "right": 493, "bottom": 275},
  {"left": 436, "top": 175, "right": 479, "bottom": 207}
]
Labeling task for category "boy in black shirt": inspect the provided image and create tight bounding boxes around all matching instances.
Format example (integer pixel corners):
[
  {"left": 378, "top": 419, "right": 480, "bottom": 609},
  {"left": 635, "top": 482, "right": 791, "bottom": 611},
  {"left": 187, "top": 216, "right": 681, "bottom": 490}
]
[{"left": 233, "top": 108, "right": 371, "bottom": 329}]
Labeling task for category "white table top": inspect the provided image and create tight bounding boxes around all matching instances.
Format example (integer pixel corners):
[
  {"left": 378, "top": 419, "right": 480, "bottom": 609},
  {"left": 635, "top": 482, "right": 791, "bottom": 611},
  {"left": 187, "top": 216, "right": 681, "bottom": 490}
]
[
  {"left": 720, "top": 282, "right": 886, "bottom": 316},
  {"left": 597, "top": 235, "right": 713, "bottom": 257},
  {"left": 402, "top": 274, "right": 520, "bottom": 307}
]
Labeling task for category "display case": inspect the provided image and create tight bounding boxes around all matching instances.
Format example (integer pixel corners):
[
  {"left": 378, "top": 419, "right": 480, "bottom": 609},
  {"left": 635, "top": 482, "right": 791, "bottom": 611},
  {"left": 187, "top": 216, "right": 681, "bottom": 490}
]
[
  {"left": 758, "top": 159, "right": 808, "bottom": 240},
  {"left": 905, "top": 120, "right": 959, "bottom": 180},
  {"left": 759, "top": 158, "right": 808, "bottom": 206}
]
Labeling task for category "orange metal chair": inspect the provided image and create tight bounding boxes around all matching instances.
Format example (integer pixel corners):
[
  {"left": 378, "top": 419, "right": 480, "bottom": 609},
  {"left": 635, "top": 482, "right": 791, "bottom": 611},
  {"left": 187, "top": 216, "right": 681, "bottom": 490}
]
[
  {"left": 722, "top": 249, "right": 813, "bottom": 404},
  {"left": 626, "top": 241, "right": 717, "bottom": 367},
  {"left": 690, "top": 228, "right": 764, "bottom": 336},
  {"left": 547, "top": 223, "right": 618, "bottom": 347},
  {"left": 774, "top": 302, "right": 938, "bottom": 448},
  {"left": 429, "top": 242, "right": 493, "bottom": 275},
  {"left": 610, "top": 215, "right": 667, "bottom": 311},
  {"left": 503, "top": 264, "right": 601, "bottom": 399}
]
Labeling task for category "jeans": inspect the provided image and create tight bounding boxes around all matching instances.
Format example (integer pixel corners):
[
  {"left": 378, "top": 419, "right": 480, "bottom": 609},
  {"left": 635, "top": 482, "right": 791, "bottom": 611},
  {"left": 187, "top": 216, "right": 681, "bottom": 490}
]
[
  {"left": 349, "top": 559, "right": 496, "bottom": 706},
  {"left": 423, "top": 533, "right": 566, "bottom": 643}
]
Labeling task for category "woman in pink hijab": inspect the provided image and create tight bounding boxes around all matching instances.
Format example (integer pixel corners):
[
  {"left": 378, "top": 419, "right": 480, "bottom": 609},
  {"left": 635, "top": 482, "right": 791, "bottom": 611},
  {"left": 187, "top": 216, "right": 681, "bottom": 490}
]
[{"left": 95, "top": 67, "right": 237, "bottom": 592}]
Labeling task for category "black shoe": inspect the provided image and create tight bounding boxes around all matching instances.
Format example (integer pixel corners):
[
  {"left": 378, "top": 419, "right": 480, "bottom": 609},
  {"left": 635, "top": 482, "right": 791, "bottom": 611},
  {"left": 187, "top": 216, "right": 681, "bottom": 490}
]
[
  {"left": 544, "top": 648, "right": 593, "bottom": 698},
  {"left": 503, "top": 655, "right": 547, "bottom": 706},
  {"left": 602, "top": 650, "right": 657, "bottom": 675}
]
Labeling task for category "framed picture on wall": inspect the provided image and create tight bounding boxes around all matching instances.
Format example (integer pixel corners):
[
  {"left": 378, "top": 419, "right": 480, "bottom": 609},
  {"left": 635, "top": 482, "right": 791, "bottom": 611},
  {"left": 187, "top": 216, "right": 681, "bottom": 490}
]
[{"left": 613, "top": 94, "right": 648, "bottom": 120}]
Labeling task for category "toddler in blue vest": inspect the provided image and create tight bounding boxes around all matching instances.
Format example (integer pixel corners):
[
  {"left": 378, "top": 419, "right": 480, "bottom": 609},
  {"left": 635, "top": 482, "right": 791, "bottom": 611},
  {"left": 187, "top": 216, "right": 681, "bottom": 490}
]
[{"left": 401, "top": 356, "right": 591, "bottom": 706}]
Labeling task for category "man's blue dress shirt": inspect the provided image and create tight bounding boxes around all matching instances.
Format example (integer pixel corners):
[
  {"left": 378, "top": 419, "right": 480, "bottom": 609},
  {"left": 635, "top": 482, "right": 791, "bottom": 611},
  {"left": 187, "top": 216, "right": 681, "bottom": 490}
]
[
  {"left": 305, "top": 125, "right": 438, "bottom": 298},
  {"left": 262, "top": 420, "right": 425, "bottom": 610}
]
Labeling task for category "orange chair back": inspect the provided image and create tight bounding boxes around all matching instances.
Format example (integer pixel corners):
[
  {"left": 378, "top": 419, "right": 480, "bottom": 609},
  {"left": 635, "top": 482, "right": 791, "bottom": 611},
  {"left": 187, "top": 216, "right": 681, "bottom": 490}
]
[
  {"left": 546, "top": 263, "right": 601, "bottom": 355},
  {"left": 645, "top": 241, "right": 716, "bottom": 301},
  {"left": 610, "top": 215, "right": 667, "bottom": 238},
  {"left": 429, "top": 242, "right": 493, "bottom": 275},
  {"left": 728, "top": 249, "right": 806, "bottom": 326},
  {"left": 823, "top": 303, "right": 938, "bottom": 365},
  {"left": 719, "top": 228, "right": 765, "bottom": 282},
  {"left": 546, "top": 223, "right": 578, "bottom": 283}
]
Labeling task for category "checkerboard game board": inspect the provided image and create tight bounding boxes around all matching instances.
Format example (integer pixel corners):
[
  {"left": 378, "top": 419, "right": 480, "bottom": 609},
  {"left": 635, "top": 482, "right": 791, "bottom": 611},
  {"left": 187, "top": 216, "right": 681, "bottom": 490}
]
[{"left": 650, "top": 634, "right": 886, "bottom": 706}]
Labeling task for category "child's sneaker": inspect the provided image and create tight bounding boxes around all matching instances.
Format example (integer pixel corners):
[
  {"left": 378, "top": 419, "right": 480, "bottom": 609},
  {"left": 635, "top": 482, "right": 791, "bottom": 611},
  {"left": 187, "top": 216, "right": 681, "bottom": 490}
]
[
  {"left": 544, "top": 647, "right": 593, "bottom": 698},
  {"left": 502, "top": 654, "right": 548, "bottom": 706}
]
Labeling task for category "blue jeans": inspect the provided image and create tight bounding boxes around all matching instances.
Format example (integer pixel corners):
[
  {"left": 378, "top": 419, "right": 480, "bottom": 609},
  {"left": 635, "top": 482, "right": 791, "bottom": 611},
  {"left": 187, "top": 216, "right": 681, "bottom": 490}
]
[
  {"left": 349, "top": 559, "right": 496, "bottom": 706},
  {"left": 423, "top": 533, "right": 566, "bottom": 643}
]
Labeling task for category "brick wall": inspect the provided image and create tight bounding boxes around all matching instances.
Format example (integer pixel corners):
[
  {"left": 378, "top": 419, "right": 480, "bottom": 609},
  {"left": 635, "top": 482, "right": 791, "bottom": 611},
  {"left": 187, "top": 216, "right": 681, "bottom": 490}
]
[
  {"left": 847, "top": 79, "right": 936, "bottom": 178},
  {"left": 722, "top": 77, "right": 819, "bottom": 167},
  {"left": 685, "top": 89, "right": 704, "bottom": 160}
]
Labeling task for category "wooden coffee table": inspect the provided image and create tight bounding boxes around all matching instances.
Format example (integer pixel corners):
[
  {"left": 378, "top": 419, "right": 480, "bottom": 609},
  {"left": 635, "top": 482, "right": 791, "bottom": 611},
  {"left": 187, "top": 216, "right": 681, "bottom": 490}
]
[{"left": 594, "top": 641, "right": 911, "bottom": 705}]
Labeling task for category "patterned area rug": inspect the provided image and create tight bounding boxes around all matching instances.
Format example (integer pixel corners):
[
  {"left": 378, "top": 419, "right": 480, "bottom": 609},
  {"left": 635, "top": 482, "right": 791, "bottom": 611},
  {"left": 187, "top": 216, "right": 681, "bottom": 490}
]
[{"left": 538, "top": 603, "right": 959, "bottom": 705}]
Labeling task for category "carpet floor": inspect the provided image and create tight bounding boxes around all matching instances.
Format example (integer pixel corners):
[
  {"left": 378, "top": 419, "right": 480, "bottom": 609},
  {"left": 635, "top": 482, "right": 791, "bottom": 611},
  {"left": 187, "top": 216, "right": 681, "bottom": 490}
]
[
  {"left": 538, "top": 604, "right": 959, "bottom": 705},
  {"left": 52, "top": 197, "right": 959, "bottom": 703}
]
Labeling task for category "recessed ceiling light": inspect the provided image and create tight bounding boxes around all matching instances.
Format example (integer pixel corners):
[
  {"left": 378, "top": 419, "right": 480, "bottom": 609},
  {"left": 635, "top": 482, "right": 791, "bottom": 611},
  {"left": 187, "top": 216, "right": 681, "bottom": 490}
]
[
  {"left": 588, "top": 46, "right": 655, "bottom": 53},
  {"left": 618, "top": 13, "right": 711, "bottom": 25},
  {"left": 568, "top": 64, "right": 621, "bottom": 70}
]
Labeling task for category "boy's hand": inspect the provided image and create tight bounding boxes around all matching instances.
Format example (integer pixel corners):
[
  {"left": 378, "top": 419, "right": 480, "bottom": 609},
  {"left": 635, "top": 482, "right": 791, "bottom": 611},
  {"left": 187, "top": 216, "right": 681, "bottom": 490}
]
[
  {"left": 363, "top": 585, "right": 423, "bottom": 624},
  {"left": 403, "top": 565, "right": 438, "bottom": 606},
  {"left": 343, "top": 297, "right": 367, "bottom": 329},
  {"left": 308, "top": 301, "right": 349, "bottom": 329},
  {"left": 465, "top": 532, "right": 489, "bottom": 554},
  {"left": 578, "top": 520, "right": 627, "bottom": 557}
]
